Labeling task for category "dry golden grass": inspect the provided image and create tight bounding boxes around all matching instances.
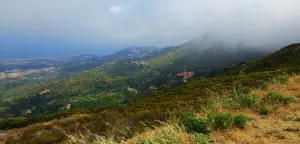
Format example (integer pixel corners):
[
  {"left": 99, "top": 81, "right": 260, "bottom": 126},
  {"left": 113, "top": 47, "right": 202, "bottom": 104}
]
[
  {"left": 63, "top": 133, "right": 118, "bottom": 144},
  {"left": 254, "top": 75, "right": 300, "bottom": 98},
  {"left": 0, "top": 114, "right": 90, "bottom": 141},
  {"left": 208, "top": 75, "right": 300, "bottom": 144},
  {"left": 125, "top": 122, "right": 194, "bottom": 144},
  {"left": 63, "top": 122, "right": 195, "bottom": 144}
]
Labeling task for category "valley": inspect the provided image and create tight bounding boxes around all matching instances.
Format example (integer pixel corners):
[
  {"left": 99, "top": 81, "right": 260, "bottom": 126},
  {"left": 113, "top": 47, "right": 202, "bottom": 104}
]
[
  {"left": 0, "top": 37, "right": 270, "bottom": 117},
  {"left": 1, "top": 1, "right": 299, "bottom": 143},
  {"left": 0, "top": 67, "right": 56, "bottom": 80},
  {"left": 0, "top": 37, "right": 297, "bottom": 144}
]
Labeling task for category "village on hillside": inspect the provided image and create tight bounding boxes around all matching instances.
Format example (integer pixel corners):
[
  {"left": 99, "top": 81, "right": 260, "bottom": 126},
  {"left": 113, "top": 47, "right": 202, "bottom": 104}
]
[{"left": 0, "top": 67, "right": 56, "bottom": 79}]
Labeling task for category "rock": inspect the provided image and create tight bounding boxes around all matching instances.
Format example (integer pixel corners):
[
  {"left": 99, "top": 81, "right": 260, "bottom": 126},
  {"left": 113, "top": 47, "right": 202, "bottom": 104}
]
[{"left": 39, "top": 89, "right": 51, "bottom": 95}]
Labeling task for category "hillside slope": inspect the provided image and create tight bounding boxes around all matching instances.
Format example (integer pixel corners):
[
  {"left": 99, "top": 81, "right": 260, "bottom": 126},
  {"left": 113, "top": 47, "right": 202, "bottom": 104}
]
[
  {"left": 0, "top": 37, "right": 268, "bottom": 117},
  {"left": 0, "top": 42, "right": 299, "bottom": 143},
  {"left": 125, "top": 76, "right": 300, "bottom": 144},
  {"left": 226, "top": 43, "right": 300, "bottom": 75},
  {"left": 1, "top": 67, "right": 300, "bottom": 143}
]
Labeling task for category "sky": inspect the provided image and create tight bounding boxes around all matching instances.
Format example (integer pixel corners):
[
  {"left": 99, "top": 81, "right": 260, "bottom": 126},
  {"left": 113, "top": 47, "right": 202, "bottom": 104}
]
[{"left": 0, "top": 0, "right": 300, "bottom": 58}]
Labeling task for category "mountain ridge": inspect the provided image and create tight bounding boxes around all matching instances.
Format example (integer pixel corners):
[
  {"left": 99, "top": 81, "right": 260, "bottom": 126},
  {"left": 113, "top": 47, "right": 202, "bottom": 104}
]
[
  {"left": 1, "top": 42, "right": 300, "bottom": 143},
  {"left": 0, "top": 37, "right": 273, "bottom": 117},
  {"left": 226, "top": 43, "right": 300, "bottom": 75}
]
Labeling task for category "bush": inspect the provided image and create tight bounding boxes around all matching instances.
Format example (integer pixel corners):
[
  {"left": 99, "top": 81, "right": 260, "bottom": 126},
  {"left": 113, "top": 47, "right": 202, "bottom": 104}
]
[
  {"left": 193, "top": 133, "right": 211, "bottom": 144},
  {"left": 233, "top": 114, "right": 249, "bottom": 128},
  {"left": 235, "top": 92, "right": 259, "bottom": 109},
  {"left": 180, "top": 110, "right": 196, "bottom": 124},
  {"left": 265, "top": 92, "right": 294, "bottom": 104},
  {"left": 279, "top": 97, "right": 294, "bottom": 104},
  {"left": 180, "top": 111, "right": 211, "bottom": 134},
  {"left": 260, "top": 83, "right": 269, "bottom": 90},
  {"left": 283, "top": 127, "right": 300, "bottom": 132},
  {"left": 239, "top": 87, "right": 252, "bottom": 94},
  {"left": 295, "top": 117, "right": 300, "bottom": 122},
  {"left": 182, "top": 117, "right": 211, "bottom": 134},
  {"left": 259, "top": 104, "right": 269, "bottom": 115},
  {"left": 207, "top": 113, "right": 233, "bottom": 130},
  {"left": 272, "top": 75, "right": 289, "bottom": 84},
  {"left": 0, "top": 117, "right": 30, "bottom": 130}
]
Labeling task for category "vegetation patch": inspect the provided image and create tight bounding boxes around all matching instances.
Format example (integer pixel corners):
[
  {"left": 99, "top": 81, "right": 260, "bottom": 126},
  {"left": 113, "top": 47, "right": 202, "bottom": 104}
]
[
  {"left": 234, "top": 90, "right": 259, "bottom": 109},
  {"left": 180, "top": 111, "right": 211, "bottom": 134},
  {"left": 265, "top": 92, "right": 294, "bottom": 104},
  {"left": 233, "top": 114, "right": 249, "bottom": 128},
  {"left": 260, "top": 82, "right": 269, "bottom": 90},
  {"left": 136, "top": 123, "right": 181, "bottom": 144},
  {"left": 0, "top": 117, "right": 30, "bottom": 130},
  {"left": 2, "top": 70, "right": 296, "bottom": 143},
  {"left": 259, "top": 104, "right": 269, "bottom": 115},
  {"left": 63, "top": 133, "right": 116, "bottom": 144},
  {"left": 193, "top": 133, "right": 211, "bottom": 144},
  {"left": 181, "top": 111, "right": 250, "bottom": 133},
  {"left": 272, "top": 75, "right": 289, "bottom": 84},
  {"left": 283, "top": 127, "right": 300, "bottom": 132},
  {"left": 207, "top": 113, "right": 234, "bottom": 130}
]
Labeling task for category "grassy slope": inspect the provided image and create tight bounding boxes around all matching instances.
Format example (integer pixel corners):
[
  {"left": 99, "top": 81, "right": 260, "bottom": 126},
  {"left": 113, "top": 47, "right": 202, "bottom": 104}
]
[
  {"left": 208, "top": 76, "right": 300, "bottom": 143},
  {"left": 1, "top": 43, "right": 300, "bottom": 143},
  {"left": 125, "top": 76, "right": 300, "bottom": 144},
  {"left": 2, "top": 69, "right": 300, "bottom": 143}
]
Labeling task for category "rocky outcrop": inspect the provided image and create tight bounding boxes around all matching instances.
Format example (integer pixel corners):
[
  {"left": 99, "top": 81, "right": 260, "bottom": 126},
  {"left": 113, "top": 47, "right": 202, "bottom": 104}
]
[{"left": 39, "top": 89, "right": 51, "bottom": 95}]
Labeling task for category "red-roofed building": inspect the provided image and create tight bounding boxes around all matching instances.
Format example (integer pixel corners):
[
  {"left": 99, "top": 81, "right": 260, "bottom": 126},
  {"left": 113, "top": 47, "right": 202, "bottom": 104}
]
[{"left": 177, "top": 71, "right": 194, "bottom": 82}]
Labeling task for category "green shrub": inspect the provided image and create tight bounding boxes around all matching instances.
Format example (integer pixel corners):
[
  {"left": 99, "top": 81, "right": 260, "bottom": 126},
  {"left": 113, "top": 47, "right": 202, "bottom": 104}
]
[
  {"left": 180, "top": 110, "right": 196, "bottom": 124},
  {"left": 0, "top": 117, "right": 30, "bottom": 130},
  {"left": 260, "top": 83, "right": 269, "bottom": 90},
  {"left": 239, "top": 87, "right": 252, "bottom": 94},
  {"left": 283, "top": 127, "right": 300, "bottom": 132},
  {"left": 193, "top": 133, "right": 211, "bottom": 144},
  {"left": 259, "top": 104, "right": 269, "bottom": 115},
  {"left": 233, "top": 114, "right": 249, "bottom": 128},
  {"left": 233, "top": 87, "right": 258, "bottom": 109},
  {"left": 182, "top": 117, "right": 211, "bottom": 134},
  {"left": 295, "top": 117, "right": 300, "bottom": 122},
  {"left": 180, "top": 110, "right": 211, "bottom": 134},
  {"left": 272, "top": 75, "right": 289, "bottom": 84},
  {"left": 207, "top": 113, "right": 233, "bottom": 130},
  {"left": 280, "top": 97, "right": 294, "bottom": 104},
  {"left": 137, "top": 138, "right": 153, "bottom": 144},
  {"left": 235, "top": 92, "right": 259, "bottom": 109},
  {"left": 265, "top": 92, "right": 294, "bottom": 104}
]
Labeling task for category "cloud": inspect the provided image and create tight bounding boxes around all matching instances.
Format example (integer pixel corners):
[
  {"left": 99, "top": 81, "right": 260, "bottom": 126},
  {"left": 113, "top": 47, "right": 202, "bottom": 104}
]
[
  {"left": 110, "top": 5, "right": 123, "bottom": 15},
  {"left": 0, "top": 0, "right": 299, "bottom": 49}
]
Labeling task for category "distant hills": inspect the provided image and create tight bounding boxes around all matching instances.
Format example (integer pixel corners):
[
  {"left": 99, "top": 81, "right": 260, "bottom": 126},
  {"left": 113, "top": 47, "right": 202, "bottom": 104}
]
[
  {"left": 0, "top": 36, "right": 272, "bottom": 117},
  {"left": 2, "top": 41, "right": 300, "bottom": 144},
  {"left": 61, "top": 46, "right": 159, "bottom": 73}
]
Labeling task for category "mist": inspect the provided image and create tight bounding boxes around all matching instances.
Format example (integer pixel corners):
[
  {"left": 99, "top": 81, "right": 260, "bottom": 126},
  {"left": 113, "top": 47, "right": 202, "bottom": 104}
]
[{"left": 0, "top": 0, "right": 300, "bottom": 58}]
